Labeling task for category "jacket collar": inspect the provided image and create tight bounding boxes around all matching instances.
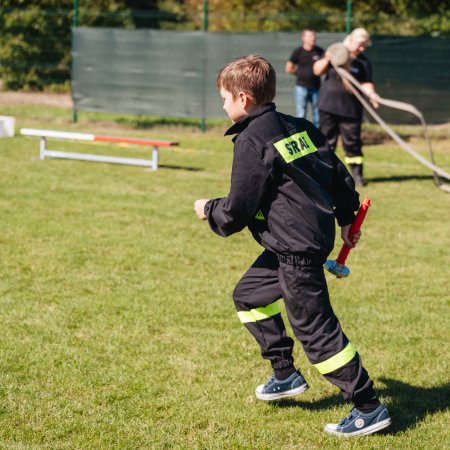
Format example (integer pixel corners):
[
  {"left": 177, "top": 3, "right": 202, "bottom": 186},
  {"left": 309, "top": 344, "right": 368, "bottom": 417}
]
[{"left": 224, "top": 103, "right": 276, "bottom": 136}]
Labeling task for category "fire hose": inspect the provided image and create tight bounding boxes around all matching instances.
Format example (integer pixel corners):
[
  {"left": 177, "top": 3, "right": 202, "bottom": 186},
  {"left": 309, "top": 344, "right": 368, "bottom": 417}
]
[{"left": 327, "top": 43, "right": 450, "bottom": 193}]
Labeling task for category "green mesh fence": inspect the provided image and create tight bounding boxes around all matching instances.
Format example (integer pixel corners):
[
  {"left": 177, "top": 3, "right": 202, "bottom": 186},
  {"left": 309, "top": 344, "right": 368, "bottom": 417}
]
[
  {"left": 72, "top": 28, "right": 449, "bottom": 124},
  {"left": 365, "top": 36, "right": 450, "bottom": 124}
]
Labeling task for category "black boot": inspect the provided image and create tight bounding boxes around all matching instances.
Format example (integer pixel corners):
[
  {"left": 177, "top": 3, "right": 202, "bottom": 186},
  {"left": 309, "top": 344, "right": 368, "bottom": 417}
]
[{"left": 350, "top": 164, "right": 366, "bottom": 186}]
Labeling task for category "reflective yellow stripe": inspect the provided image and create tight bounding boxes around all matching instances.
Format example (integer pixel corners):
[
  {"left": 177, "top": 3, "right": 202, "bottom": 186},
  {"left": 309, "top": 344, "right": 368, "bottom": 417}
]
[
  {"left": 313, "top": 343, "right": 356, "bottom": 374},
  {"left": 345, "top": 156, "right": 363, "bottom": 165},
  {"left": 237, "top": 301, "right": 281, "bottom": 324}
]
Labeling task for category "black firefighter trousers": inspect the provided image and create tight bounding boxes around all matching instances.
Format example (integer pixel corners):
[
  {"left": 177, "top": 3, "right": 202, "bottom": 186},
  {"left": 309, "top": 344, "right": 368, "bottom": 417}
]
[{"left": 233, "top": 249, "right": 378, "bottom": 407}]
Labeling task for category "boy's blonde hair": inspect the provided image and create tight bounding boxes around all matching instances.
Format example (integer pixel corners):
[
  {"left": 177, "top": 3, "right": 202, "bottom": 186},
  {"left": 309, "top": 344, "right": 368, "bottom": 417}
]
[{"left": 216, "top": 54, "right": 276, "bottom": 105}]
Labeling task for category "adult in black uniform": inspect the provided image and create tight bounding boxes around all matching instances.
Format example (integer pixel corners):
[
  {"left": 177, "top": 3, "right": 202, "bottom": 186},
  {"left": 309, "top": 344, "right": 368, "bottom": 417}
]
[
  {"left": 285, "top": 29, "right": 324, "bottom": 128},
  {"left": 194, "top": 54, "right": 390, "bottom": 437},
  {"left": 314, "top": 28, "right": 380, "bottom": 186}
]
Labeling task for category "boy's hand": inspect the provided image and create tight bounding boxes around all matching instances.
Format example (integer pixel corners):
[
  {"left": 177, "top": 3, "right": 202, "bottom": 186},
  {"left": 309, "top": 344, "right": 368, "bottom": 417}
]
[
  {"left": 194, "top": 199, "right": 209, "bottom": 220},
  {"left": 340, "top": 224, "right": 361, "bottom": 248}
]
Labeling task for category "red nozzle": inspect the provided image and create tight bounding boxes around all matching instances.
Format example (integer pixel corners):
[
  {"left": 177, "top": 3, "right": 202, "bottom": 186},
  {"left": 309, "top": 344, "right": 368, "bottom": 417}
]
[{"left": 336, "top": 197, "right": 371, "bottom": 265}]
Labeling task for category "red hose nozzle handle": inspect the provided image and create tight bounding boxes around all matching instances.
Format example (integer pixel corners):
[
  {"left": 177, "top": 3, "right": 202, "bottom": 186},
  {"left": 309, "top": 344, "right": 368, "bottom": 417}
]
[{"left": 336, "top": 197, "right": 371, "bottom": 265}]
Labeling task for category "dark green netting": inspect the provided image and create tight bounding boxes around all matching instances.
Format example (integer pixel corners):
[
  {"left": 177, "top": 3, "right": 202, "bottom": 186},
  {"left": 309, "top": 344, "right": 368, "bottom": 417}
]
[{"left": 72, "top": 28, "right": 449, "bottom": 124}]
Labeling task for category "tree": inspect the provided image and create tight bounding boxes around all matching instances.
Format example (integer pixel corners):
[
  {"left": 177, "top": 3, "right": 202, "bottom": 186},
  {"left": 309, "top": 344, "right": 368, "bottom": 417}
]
[
  {"left": 160, "top": 0, "right": 346, "bottom": 32},
  {"left": 162, "top": 0, "right": 448, "bottom": 35},
  {"left": 351, "top": 0, "right": 449, "bottom": 37},
  {"left": 0, "top": 0, "right": 447, "bottom": 91},
  {"left": 0, "top": 0, "right": 164, "bottom": 90}
]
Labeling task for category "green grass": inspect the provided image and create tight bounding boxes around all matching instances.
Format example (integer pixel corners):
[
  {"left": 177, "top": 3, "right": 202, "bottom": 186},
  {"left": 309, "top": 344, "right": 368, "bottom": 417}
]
[{"left": 0, "top": 103, "right": 449, "bottom": 449}]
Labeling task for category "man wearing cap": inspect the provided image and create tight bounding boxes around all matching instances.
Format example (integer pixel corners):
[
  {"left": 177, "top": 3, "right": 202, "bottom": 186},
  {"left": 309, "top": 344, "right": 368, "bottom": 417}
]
[{"left": 313, "top": 28, "right": 380, "bottom": 186}]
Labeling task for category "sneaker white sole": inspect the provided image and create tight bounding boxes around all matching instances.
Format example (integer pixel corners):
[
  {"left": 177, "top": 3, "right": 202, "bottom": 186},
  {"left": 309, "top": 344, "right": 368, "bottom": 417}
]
[
  {"left": 255, "top": 383, "right": 309, "bottom": 401},
  {"left": 324, "top": 417, "right": 392, "bottom": 437}
]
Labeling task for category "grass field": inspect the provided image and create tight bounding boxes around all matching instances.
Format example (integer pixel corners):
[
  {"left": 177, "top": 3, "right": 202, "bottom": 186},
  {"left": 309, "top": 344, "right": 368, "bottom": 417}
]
[{"left": 0, "top": 102, "right": 449, "bottom": 449}]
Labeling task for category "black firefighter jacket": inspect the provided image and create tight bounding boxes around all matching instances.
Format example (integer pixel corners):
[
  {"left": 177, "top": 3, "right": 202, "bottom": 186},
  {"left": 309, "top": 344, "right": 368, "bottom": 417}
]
[{"left": 204, "top": 103, "right": 360, "bottom": 260}]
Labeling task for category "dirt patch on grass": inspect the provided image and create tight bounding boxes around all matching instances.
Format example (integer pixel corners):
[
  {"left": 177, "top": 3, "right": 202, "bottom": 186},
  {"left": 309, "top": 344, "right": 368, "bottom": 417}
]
[{"left": 0, "top": 91, "right": 72, "bottom": 108}]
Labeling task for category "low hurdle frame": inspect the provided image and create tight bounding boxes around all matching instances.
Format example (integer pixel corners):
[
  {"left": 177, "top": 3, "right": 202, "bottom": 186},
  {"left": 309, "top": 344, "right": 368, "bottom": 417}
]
[{"left": 20, "top": 128, "right": 179, "bottom": 171}]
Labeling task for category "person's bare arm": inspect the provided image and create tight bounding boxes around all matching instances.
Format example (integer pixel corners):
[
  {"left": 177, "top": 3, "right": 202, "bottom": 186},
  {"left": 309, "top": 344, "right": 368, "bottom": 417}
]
[
  {"left": 285, "top": 61, "right": 296, "bottom": 75},
  {"left": 313, "top": 51, "right": 332, "bottom": 76},
  {"left": 361, "top": 82, "right": 380, "bottom": 108}
]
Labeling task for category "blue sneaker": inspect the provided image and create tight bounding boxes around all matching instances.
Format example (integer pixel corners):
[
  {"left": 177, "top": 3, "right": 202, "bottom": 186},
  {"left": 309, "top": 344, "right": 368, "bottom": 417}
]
[
  {"left": 255, "top": 370, "right": 309, "bottom": 401},
  {"left": 324, "top": 404, "right": 391, "bottom": 437}
]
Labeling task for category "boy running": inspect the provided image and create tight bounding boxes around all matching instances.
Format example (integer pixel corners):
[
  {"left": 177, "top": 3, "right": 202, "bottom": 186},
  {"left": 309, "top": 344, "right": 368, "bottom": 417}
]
[{"left": 194, "top": 54, "right": 391, "bottom": 437}]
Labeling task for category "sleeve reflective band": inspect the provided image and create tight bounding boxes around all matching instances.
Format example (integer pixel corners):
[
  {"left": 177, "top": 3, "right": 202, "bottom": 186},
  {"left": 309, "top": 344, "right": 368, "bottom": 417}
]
[
  {"left": 344, "top": 156, "right": 364, "bottom": 165},
  {"left": 313, "top": 342, "right": 356, "bottom": 374},
  {"left": 237, "top": 301, "right": 281, "bottom": 323}
]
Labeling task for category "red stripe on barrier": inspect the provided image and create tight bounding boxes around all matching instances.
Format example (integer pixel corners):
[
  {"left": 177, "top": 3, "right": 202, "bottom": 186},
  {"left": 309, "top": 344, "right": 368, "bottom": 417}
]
[{"left": 95, "top": 135, "right": 178, "bottom": 147}]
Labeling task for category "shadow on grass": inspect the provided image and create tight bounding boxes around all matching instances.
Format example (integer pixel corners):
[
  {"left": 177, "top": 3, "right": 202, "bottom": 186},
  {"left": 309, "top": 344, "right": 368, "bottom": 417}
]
[
  {"left": 273, "top": 377, "right": 450, "bottom": 434},
  {"left": 274, "top": 394, "right": 342, "bottom": 411},
  {"left": 115, "top": 116, "right": 228, "bottom": 130},
  {"left": 367, "top": 174, "right": 435, "bottom": 183},
  {"left": 377, "top": 377, "right": 450, "bottom": 434},
  {"left": 158, "top": 164, "right": 203, "bottom": 172},
  {"left": 116, "top": 117, "right": 203, "bottom": 129}
]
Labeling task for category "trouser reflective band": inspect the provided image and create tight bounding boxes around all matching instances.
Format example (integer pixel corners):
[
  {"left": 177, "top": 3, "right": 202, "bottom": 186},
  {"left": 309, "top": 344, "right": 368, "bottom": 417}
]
[
  {"left": 237, "top": 301, "right": 281, "bottom": 323},
  {"left": 313, "top": 342, "right": 357, "bottom": 374},
  {"left": 345, "top": 156, "right": 363, "bottom": 165}
]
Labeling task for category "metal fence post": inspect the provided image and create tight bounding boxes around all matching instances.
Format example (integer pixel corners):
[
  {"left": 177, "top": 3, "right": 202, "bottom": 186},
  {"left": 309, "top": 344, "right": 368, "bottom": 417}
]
[
  {"left": 346, "top": 0, "right": 352, "bottom": 34},
  {"left": 203, "top": 0, "right": 208, "bottom": 32},
  {"left": 200, "top": 0, "right": 209, "bottom": 132},
  {"left": 72, "top": 0, "right": 79, "bottom": 123}
]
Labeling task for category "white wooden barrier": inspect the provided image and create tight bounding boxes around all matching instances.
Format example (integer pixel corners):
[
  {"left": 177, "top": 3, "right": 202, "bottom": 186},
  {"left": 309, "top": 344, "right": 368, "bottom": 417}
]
[{"left": 20, "top": 128, "right": 179, "bottom": 171}]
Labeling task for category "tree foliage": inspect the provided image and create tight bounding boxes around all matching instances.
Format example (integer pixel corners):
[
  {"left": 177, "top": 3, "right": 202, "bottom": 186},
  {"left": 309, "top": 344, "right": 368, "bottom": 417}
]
[
  {"left": 161, "top": 0, "right": 449, "bottom": 35},
  {"left": 161, "top": 0, "right": 345, "bottom": 32},
  {"left": 0, "top": 0, "right": 447, "bottom": 91},
  {"left": 351, "top": 0, "right": 449, "bottom": 37},
  {"left": 0, "top": 0, "right": 161, "bottom": 90}
]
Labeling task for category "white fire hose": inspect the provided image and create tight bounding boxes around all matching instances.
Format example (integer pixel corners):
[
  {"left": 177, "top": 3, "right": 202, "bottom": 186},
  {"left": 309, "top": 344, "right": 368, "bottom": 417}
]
[{"left": 327, "top": 43, "right": 450, "bottom": 193}]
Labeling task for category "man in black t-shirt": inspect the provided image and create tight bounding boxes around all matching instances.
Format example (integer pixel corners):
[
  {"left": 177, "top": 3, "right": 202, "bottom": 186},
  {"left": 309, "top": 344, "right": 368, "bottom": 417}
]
[
  {"left": 314, "top": 28, "right": 380, "bottom": 186},
  {"left": 286, "top": 29, "right": 324, "bottom": 128}
]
